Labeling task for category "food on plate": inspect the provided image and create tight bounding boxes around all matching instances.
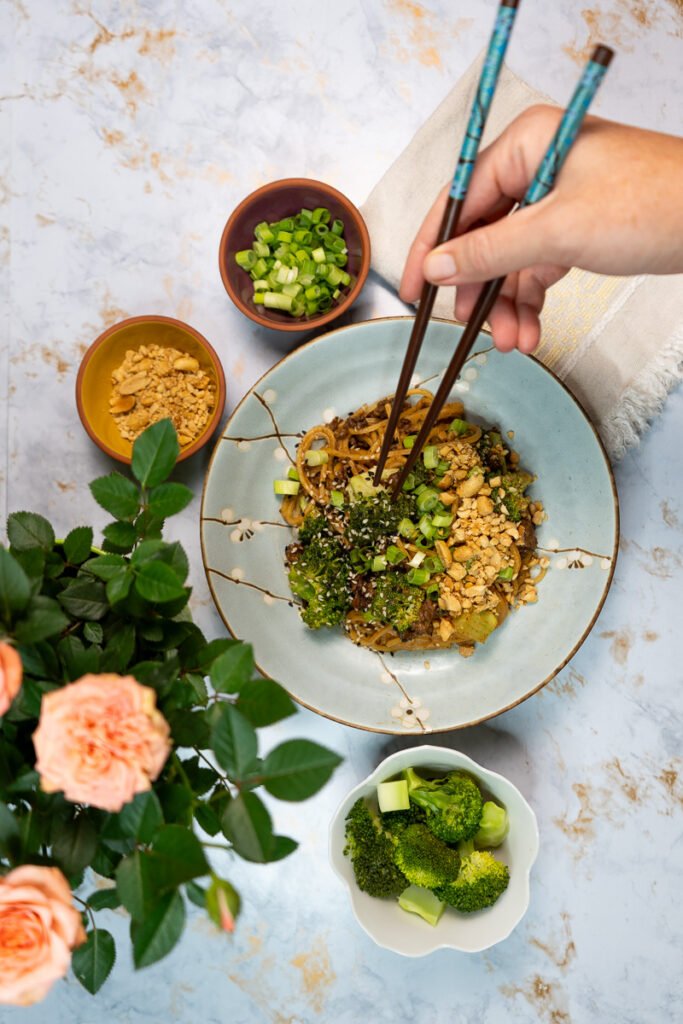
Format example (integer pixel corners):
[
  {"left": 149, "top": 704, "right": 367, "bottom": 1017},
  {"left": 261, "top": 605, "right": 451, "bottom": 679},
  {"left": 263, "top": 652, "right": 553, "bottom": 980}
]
[
  {"left": 344, "top": 765, "right": 510, "bottom": 924},
  {"left": 274, "top": 390, "right": 546, "bottom": 655},
  {"left": 109, "top": 344, "right": 217, "bottom": 446},
  {"left": 235, "top": 206, "right": 355, "bottom": 318}
]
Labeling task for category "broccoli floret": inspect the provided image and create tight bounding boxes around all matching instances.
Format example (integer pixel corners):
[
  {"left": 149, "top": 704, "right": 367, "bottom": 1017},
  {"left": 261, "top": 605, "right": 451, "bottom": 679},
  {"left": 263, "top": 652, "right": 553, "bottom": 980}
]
[
  {"left": 404, "top": 767, "right": 483, "bottom": 843},
  {"left": 474, "top": 801, "right": 509, "bottom": 848},
  {"left": 380, "top": 803, "right": 425, "bottom": 836},
  {"left": 393, "top": 823, "right": 461, "bottom": 890},
  {"left": 345, "top": 491, "right": 416, "bottom": 550},
  {"left": 298, "top": 511, "right": 331, "bottom": 543},
  {"left": 367, "top": 573, "right": 425, "bottom": 634},
  {"left": 288, "top": 534, "right": 351, "bottom": 629},
  {"left": 476, "top": 429, "right": 509, "bottom": 473},
  {"left": 492, "top": 471, "right": 533, "bottom": 523},
  {"left": 344, "top": 798, "right": 408, "bottom": 898},
  {"left": 434, "top": 840, "right": 509, "bottom": 913}
]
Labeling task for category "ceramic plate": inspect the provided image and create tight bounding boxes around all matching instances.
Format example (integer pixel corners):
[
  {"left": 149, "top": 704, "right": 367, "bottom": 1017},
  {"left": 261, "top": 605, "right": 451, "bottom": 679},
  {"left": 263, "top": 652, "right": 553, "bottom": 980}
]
[{"left": 201, "top": 317, "right": 618, "bottom": 734}]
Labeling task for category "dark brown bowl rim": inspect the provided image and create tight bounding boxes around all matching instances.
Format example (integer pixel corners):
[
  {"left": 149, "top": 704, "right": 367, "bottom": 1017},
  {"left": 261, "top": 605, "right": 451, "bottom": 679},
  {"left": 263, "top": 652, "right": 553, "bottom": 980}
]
[
  {"left": 218, "top": 177, "right": 372, "bottom": 333},
  {"left": 75, "top": 314, "right": 227, "bottom": 465}
]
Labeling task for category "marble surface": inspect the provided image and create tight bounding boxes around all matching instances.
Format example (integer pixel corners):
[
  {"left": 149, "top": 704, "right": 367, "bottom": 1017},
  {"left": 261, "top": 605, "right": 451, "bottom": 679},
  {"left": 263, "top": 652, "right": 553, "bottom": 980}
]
[{"left": 1, "top": 1, "right": 682, "bottom": 1022}]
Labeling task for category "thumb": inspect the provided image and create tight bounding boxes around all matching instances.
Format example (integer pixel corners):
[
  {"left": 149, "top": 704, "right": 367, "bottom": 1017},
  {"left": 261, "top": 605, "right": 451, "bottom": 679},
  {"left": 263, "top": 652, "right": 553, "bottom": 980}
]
[{"left": 423, "top": 206, "right": 554, "bottom": 285}]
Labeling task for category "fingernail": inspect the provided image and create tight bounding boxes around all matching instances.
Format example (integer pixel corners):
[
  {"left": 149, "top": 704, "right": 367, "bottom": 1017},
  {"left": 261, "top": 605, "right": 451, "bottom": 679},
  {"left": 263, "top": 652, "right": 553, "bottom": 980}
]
[{"left": 425, "top": 250, "right": 456, "bottom": 281}]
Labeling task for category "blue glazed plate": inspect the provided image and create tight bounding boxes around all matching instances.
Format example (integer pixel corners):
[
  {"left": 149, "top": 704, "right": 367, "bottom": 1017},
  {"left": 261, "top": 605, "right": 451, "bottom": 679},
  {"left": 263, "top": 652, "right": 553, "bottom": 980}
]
[{"left": 200, "top": 317, "right": 618, "bottom": 734}]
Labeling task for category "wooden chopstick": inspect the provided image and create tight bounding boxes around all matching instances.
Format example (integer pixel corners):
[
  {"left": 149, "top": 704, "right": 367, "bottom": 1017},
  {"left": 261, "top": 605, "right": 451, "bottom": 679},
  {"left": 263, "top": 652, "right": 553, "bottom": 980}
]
[
  {"left": 393, "top": 44, "right": 615, "bottom": 496},
  {"left": 372, "top": 0, "right": 522, "bottom": 485}
]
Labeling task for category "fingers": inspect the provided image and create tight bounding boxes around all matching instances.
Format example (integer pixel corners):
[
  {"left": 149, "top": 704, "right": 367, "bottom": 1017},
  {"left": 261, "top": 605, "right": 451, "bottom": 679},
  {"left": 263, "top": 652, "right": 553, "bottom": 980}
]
[
  {"left": 399, "top": 185, "right": 450, "bottom": 303},
  {"left": 423, "top": 202, "right": 555, "bottom": 286},
  {"left": 452, "top": 264, "right": 568, "bottom": 352}
]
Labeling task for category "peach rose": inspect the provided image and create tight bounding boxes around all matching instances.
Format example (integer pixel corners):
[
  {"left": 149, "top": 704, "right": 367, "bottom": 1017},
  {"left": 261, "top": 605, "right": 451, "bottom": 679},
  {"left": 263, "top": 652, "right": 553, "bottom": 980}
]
[
  {"left": 0, "top": 865, "right": 86, "bottom": 1006},
  {"left": 33, "top": 673, "right": 171, "bottom": 813},
  {"left": 0, "top": 642, "right": 22, "bottom": 717}
]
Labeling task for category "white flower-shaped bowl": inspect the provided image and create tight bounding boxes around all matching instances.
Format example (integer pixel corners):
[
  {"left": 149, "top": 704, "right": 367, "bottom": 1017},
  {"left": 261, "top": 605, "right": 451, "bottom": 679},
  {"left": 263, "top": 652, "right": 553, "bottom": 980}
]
[{"left": 329, "top": 745, "right": 539, "bottom": 956}]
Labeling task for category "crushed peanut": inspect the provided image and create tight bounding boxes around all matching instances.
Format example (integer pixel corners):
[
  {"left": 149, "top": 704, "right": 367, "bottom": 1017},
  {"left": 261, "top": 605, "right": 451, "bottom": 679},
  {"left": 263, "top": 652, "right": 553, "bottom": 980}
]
[{"left": 109, "top": 344, "right": 217, "bottom": 446}]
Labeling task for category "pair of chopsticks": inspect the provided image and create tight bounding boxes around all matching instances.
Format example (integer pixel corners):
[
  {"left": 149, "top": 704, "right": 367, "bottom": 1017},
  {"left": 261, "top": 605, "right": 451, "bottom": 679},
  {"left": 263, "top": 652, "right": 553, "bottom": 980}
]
[{"left": 372, "top": 0, "right": 613, "bottom": 495}]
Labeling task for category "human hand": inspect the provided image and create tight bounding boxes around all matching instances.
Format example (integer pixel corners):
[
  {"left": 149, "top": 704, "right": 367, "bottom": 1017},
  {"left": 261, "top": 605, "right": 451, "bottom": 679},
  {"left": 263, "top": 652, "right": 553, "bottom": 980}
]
[{"left": 399, "top": 106, "right": 683, "bottom": 353}]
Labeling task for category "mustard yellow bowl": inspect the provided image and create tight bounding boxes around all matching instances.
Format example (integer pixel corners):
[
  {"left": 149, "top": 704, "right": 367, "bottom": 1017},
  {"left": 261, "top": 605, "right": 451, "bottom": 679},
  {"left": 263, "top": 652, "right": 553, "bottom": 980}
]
[{"left": 76, "top": 315, "right": 226, "bottom": 464}]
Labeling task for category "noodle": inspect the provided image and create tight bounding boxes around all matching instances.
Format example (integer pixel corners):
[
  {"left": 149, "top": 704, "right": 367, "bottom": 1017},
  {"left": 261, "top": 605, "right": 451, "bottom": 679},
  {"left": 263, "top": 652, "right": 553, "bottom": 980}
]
[{"left": 278, "top": 391, "right": 544, "bottom": 656}]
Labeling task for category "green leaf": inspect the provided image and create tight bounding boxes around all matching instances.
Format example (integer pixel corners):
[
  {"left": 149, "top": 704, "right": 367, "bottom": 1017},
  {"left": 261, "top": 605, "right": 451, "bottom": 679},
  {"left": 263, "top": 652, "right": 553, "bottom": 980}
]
[
  {"left": 268, "top": 835, "right": 298, "bottom": 861},
  {"left": 147, "top": 482, "right": 193, "bottom": 519},
  {"left": 13, "top": 596, "right": 68, "bottom": 644},
  {"left": 117, "top": 791, "right": 164, "bottom": 844},
  {"left": 149, "top": 825, "right": 209, "bottom": 890},
  {"left": 157, "top": 541, "right": 189, "bottom": 583},
  {"left": 5, "top": 678, "right": 59, "bottom": 721},
  {"left": 0, "top": 547, "right": 31, "bottom": 620},
  {"left": 156, "top": 783, "right": 193, "bottom": 826},
  {"left": 58, "top": 635, "right": 100, "bottom": 679},
  {"left": 58, "top": 578, "right": 109, "bottom": 621},
  {"left": 102, "top": 521, "right": 137, "bottom": 553},
  {"left": 12, "top": 546, "right": 46, "bottom": 580},
  {"left": 166, "top": 709, "right": 210, "bottom": 748},
  {"left": 106, "top": 569, "right": 133, "bottom": 605},
  {"left": 7, "top": 511, "right": 55, "bottom": 552},
  {"left": 185, "top": 672, "right": 209, "bottom": 706},
  {"left": 51, "top": 814, "right": 98, "bottom": 875},
  {"left": 194, "top": 802, "right": 221, "bottom": 837},
  {"left": 0, "top": 801, "right": 21, "bottom": 859},
  {"left": 211, "top": 704, "right": 258, "bottom": 779},
  {"left": 206, "top": 876, "right": 240, "bottom": 931},
  {"left": 132, "top": 419, "right": 180, "bottom": 489},
  {"left": 135, "top": 561, "right": 186, "bottom": 603},
  {"left": 83, "top": 621, "right": 103, "bottom": 644},
  {"left": 210, "top": 643, "right": 254, "bottom": 694},
  {"left": 116, "top": 850, "right": 156, "bottom": 919},
  {"left": 221, "top": 792, "right": 274, "bottom": 863},
  {"left": 100, "top": 620, "right": 136, "bottom": 673},
  {"left": 63, "top": 526, "right": 94, "bottom": 565},
  {"left": 185, "top": 880, "right": 207, "bottom": 909},
  {"left": 132, "top": 889, "right": 185, "bottom": 969},
  {"left": 72, "top": 928, "right": 116, "bottom": 994},
  {"left": 90, "top": 473, "right": 141, "bottom": 521},
  {"left": 85, "top": 553, "right": 128, "bottom": 580},
  {"left": 236, "top": 678, "right": 297, "bottom": 728},
  {"left": 86, "top": 889, "right": 122, "bottom": 911},
  {"left": 261, "top": 740, "right": 343, "bottom": 801}
]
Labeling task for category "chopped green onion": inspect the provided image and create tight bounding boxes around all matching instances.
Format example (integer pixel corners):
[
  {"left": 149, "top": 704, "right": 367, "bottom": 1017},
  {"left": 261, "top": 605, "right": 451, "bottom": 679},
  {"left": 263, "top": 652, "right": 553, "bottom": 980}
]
[
  {"left": 287, "top": 467, "right": 300, "bottom": 481},
  {"left": 330, "top": 490, "right": 344, "bottom": 508},
  {"left": 449, "top": 418, "right": 470, "bottom": 436},
  {"left": 416, "top": 488, "right": 440, "bottom": 513},
  {"left": 418, "top": 515, "right": 437, "bottom": 540},
  {"left": 398, "top": 518, "right": 416, "bottom": 539},
  {"left": 401, "top": 473, "right": 417, "bottom": 492},
  {"left": 371, "top": 555, "right": 387, "bottom": 572},
  {"left": 498, "top": 566, "right": 515, "bottom": 580},
  {"left": 424, "top": 581, "right": 440, "bottom": 596},
  {"left": 304, "top": 449, "right": 328, "bottom": 467},
  {"left": 348, "top": 474, "right": 380, "bottom": 498},
  {"left": 386, "top": 545, "right": 407, "bottom": 565},
  {"left": 274, "top": 479, "right": 300, "bottom": 496},
  {"left": 436, "top": 459, "right": 450, "bottom": 475},
  {"left": 235, "top": 207, "right": 355, "bottom": 319},
  {"left": 263, "top": 292, "right": 293, "bottom": 312},
  {"left": 403, "top": 435, "right": 416, "bottom": 449},
  {"left": 423, "top": 556, "right": 444, "bottom": 574},
  {"left": 423, "top": 446, "right": 439, "bottom": 469},
  {"left": 406, "top": 567, "right": 430, "bottom": 586},
  {"left": 432, "top": 513, "right": 454, "bottom": 528},
  {"left": 407, "top": 551, "right": 425, "bottom": 568}
]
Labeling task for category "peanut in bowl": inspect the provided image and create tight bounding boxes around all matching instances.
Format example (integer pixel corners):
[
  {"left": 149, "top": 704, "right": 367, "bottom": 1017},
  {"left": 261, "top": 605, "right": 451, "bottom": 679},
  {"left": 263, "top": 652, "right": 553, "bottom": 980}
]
[{"left": 76, "top": 315, "right": 226, "bottom": 464}]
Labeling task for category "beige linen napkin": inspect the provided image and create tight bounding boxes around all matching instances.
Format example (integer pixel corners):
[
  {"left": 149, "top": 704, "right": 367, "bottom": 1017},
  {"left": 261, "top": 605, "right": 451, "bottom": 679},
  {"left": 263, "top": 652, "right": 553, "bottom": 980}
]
[{"left": 361, "top": 53, "right": 683, "bottom": 459}]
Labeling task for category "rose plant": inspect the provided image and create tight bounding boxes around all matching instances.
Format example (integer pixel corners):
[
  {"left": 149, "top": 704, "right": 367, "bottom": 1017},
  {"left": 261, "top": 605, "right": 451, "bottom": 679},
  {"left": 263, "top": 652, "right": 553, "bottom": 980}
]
[{"left": 0, "top": 419, "right": 342, "bottom": 1005}]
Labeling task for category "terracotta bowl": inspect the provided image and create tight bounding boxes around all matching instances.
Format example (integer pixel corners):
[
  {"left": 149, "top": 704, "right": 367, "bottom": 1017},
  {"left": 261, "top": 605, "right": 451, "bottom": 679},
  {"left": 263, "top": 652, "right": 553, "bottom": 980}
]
[
  {"left": 219, "top": 177, "right": 371, "bottom": 332},
  {"left": 76, "top": 315, "right": 226, "bottom": 464}
]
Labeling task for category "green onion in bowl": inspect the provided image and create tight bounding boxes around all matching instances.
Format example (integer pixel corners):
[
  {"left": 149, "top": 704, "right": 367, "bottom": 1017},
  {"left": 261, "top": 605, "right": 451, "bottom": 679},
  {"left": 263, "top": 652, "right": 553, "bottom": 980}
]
[{"left": 235, "top": 207, "right": 356, "bottom": 319}]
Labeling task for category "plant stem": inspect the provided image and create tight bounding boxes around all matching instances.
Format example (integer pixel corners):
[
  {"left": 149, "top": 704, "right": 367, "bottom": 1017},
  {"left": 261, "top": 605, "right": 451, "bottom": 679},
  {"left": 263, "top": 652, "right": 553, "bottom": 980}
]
[
  {"left": 171, "top": 752, "right": 193, "bottom": 791},
  {"left": 74, "top": 894, "right": 97, "bottom": 931}
]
